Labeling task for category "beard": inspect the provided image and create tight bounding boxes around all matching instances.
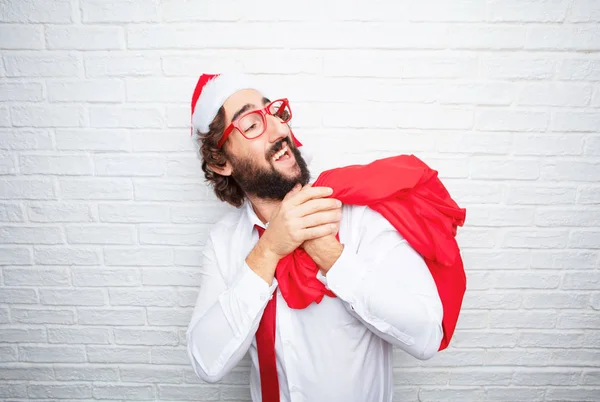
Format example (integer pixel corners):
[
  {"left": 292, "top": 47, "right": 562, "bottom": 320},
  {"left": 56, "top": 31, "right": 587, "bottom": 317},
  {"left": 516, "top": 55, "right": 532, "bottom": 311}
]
[{"left": 227, "top": 138, "right": 311, "bottom": 201}]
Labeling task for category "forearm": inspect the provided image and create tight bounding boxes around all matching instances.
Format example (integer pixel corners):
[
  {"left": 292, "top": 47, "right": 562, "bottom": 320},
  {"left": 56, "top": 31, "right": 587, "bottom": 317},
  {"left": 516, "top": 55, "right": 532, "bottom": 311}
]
[{"left": 245, "top": 237, "right": 280, "bottom": 285}]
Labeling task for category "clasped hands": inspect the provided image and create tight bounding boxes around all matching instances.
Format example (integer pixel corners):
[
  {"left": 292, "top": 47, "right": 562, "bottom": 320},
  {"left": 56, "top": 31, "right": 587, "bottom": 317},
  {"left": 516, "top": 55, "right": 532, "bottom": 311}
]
[{"left": 258, "top": 183, "right": 344, "bottom": 274}]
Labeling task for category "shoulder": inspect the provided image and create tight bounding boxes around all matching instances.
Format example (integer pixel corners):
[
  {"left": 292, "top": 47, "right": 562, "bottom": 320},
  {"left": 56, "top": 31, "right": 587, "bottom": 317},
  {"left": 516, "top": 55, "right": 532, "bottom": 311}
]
[{"left": 207, "top": 204, "right": 246, "bottom": 241}]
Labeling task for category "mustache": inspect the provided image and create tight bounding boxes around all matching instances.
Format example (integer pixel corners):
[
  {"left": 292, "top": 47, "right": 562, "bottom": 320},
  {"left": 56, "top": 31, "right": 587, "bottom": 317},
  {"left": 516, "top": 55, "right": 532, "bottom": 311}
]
[{"left": 267, "top": 138, "right": 289, "bottom": 159}]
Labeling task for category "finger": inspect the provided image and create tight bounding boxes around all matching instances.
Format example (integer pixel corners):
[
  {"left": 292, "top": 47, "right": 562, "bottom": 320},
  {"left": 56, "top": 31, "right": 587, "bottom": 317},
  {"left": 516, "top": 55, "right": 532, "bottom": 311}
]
[
  {"left": 283, "top": 183, "right": 303, "bottom": 200},
  {"left": 288, "top": 185, "right": 334, "bottom": 206},
  {"left": 300, "top": 223, "right": 339, "bottom": 240},
  {"left": 294, "top": 199, "right": 342, "bottom": 218},
  {"left": 300, "top": 210, "right": 343, "bottom": 229}
]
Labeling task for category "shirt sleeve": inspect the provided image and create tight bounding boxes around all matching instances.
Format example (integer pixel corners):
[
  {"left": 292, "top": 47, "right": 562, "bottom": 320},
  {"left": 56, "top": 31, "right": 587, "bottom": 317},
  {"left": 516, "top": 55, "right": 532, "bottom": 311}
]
[
  {"left": 186, "top": 235, "right": 277, "bottom": 382},
  {"left": 321, "top": 206, "right": 444, "bottom": 360}
]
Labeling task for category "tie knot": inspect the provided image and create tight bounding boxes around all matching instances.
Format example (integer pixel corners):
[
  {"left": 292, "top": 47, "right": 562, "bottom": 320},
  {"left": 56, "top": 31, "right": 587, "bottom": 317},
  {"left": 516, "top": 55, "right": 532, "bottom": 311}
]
[{"left": 254, "top": 224, "right": 265, "bottom": 237}]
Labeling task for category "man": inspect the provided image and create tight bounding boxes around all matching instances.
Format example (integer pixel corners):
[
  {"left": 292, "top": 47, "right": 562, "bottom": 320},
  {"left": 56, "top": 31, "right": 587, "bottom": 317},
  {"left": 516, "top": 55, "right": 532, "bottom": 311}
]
[{"left": 186, "top": 73, "right": 447, "bottom": 402}]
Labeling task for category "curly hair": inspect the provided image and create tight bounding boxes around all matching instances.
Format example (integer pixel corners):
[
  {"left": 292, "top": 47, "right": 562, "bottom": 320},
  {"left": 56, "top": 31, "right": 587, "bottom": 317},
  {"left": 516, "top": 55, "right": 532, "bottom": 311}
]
[{"left": 195, "top": 107, "right": 246, "bottom": 208}]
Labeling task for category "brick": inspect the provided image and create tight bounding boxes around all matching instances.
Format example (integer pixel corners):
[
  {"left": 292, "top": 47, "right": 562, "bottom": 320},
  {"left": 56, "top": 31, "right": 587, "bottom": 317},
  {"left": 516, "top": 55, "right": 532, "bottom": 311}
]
[
  {"left": 48, "top": 327, "right": 110, "bottom": 344},
  {"left": 558, "top": 59, "right": 600, "bottom": 81},
  {"left": 518, "top": 331, "right": 586, "bottom": 349},
  {"left": 481, "top": 56, "right": 555, "bottom": 80},
  {"left": 158, "top": 385, "right": 219, "bottom": 401},
  {"left": 457, "top": 228, "right": 498, "bottom": 248},
  {"left": 0, "top": 287, "right": 38, "bottom": 303},
  {"left": 66, "top": 225, "right": 135, "bottom": 245},
  {"left": 568, "top": 0, "right": 600, "bottom": 21},
  {"left": 470, "top": 159, "right": 539, "bottom": 180},
  {"left": 552, "top": 112, "right": 600, "bottom": 132},
  {"left": 557, "top": 312, "right": 600, "bottom": 329},
  {"left": 0, "top": 328, "right": 46, "bottom": 343},
  {"left": 139, "top": 225, "right": 210, "bottom": 246},
  {"left": 34, "top": 247, "right": 100, "bottom": 265},
  {"left": 0, "top": 152, "right": 15, "bottom": 174},
  {"left": 484, "top": 349, "right": 554, "bottom": 366},
  {"left": 0, "top": 247, "right": 32, "bottom": 264},
  {"left": 398, "top": 106, "right": 474, "bottom": 130},
  {"left": 541, "top": 161, "right": 600, "bottom": 182},
  {"left": 324, "top": 53, "right": 477, "bottom": 79},
  {"left": 27, "top": 202, "right": 94, "bottom": 223},
  {"left": 99, "top": 203, "right": 169, "bottom": 223},
  {"left": 546, "top": 388, "right": 600, "bottom": 401},
  {"left": 578, "top": 187, "right": 600, "bottom": 204},
  {"left": 465, "top": 206, "right": 534, "bottom": 227},
  {"left": 0, "top": 226, "right": 63, "bottom": 244},
  {"left": 593, "top": 294, "right": 600, "bottom": 309},
  {"left": 514, "top": 134, "right": 584, "bottom": 156},
  {"left": 0, "top": 82, "right": 43, "bottom": 102},
  {"left": 563, "top": 271, "right": 600, "bottom": 289},
  {"left": 438, "top": 83, "right": 514, "bottom": 106},
  {"left": 20, "top": 345, "right": 86, "bottom": 362},
  {"left": 0, "top": 24, "right": 44, "bottom": 49},
  {"left": 142, "top": 268, "right": 202, "bottom": 287},
  {"left": 518, "top": 83, "right": 592, "bottom": 107},
  {"left": 114, "top": 328, "right": 178, "bottom": 346},
  {"left": 462, "top": 250, "right": 530, "bottom": 270},
  {"left": 95, "top": 155, "right": 166, "bottom": 176},
  {"left": 445, "top": 25, "right": 526, "bottom": 50},
  {"left": 28, "top": 384, "right": 92, "bottom": 399},
  {"left": 0, "top": 307, "right": 8, "bottom": 324},
  {"left": 0, "top": 178, "right": 56, "bottom": 200},
  {"left": 87, "top": 345, "right": 150, "bottom": 363},
  {"left": 12, "top": 105, "right": 85, "bottom": 127},
  {"left": 93, "top": 384, "right": 154, "bottom": 400},
  {"left": 512, "top": 369, "right": 580, "bottom": 386},
  {"left": 152, "top": 347, "right": 190, "bottom": 365},
  {"left": 4, "top": 53, "right": 80, "bottom": 77},
  {"left": 162, "top": 53, "right": 242, "bottom": 76},
  {"left": 476, "top": 109, "right": 548, "bottom": 132},
  {"left": 552, "top": 349, "right": 600, "bottom": 366},
  {"left": 527, "top": 26, "right": 600, "bottom": 51},
  {"left": 443, "top": 180, "right": 503, "bottom": 203},
  {"left": 56, "top": 129, "right": 131, "bottom": 151},
  {"left": 134, "top": 180, "right": 207, "bottom": 201},
  {"left": 0, "top": 0, "right": 73, "bottom": 23},
  {"left": 462, "top": 291, "right": 521, "bottom": 309},
  {"left": 488, "top": 0, "right": 569, "bottom": 22},
  {"left": 0, "top": 383, "right": 27, "bottom": 398},
  {"left": 110, "top": 289, "right": 178, "bottom": 307},
  {"left": 46, "top": 26, "right": 125, "bottom": 50},
  {"left": 585, "top": 135, "right": 600, "bottom": 156},
  {"left": 20, "top": 154, "right": 93, "bottom": 175},
  {"left": 120, "top": 366, "right": 185, "bottom": 383},
  {"left": 178, "top": 290, "right": 198, "bottom": 307},
  {"left": 524, "top": 293, "right": 589, "bottom": 309},
  {"left": 531, "top": 250, "right": 598, "bottom": 269},
  {"left": 85, "top": 52, "right": 161, "bottom": 77},
  {"left": 47, "top": 79, "right": 125, "bottom": 102},
  {"left": 166, "top": 106, "right": 188, "bottom": 128},
  {"left": 59, "top": 178, "right": 133, "bottom": 200},
  {"left": 55, "top": 366, "right": 119, "bottom": 381},
  {"left": 486, "top": 387, "right": 546, "bottom": 401},
  {"left": 536, "top": 208, "right": 600, "bottom": 227},
  {"left": 82, "top": 0, "right": 159, "bottom": 22},
  {"left": 170, "top": 203, "right": 230, "bottom": 224},
  {"left": 132, "top": 130, "right": 194, "bottom": 152},
  {"left": 148, "top": 308, "right": 193, "bottom": 326},
  {"left": 321, "top": 79, "right": 438, "bottom": 103},
  {"left": 0, "top": 106, "right": 9, "bottom": 126},
  {"left": 12, "top": 308, "right": 74, "bottom": 324},
  {"left": 0, "top": 366, "right": 54, "bottom": 380},
  {"left": 0, "top": 129, "right": 53, "bottom": 150},
  {"left": 507, "top": 185, "right": 577, "bottom": 205},
  {"left": 78, "top": 308, "right": 145, "bottom": 326},
  {"left": 418, "top": 387, "right": 485, "bottom": 401},
  {"left": 502, "top": 229, "right": 569, "bottom": 249},
  {"left": 90, "top": 106, "right": 164, "bottom": 128},
  {"left": 452, "top": 330, "right": 517, "bottom": 348},
  {"left": 582, "top": 371, "right": 600, "bottom": 385},
  {"left": 166, "top": 157, "right": 199, "bottom": 177},
  {"left": 494, "top": 272, "right": 561, "bottom": 289},
  {"left": 4, "top": 267, "right": 70, "bottom": 286},
  {"left": 40, "top": 288, "right": 105, "bottom": 306},
  {"left": 0, "top": 203, "right": 24, "bottom": 222},
  {"left": 126, "top": 77, "right": 190, "bottom": 102},
  {"left": 447, "top": 369, "right": 512, "bottom": 386},
  {"left": 104, "top": 247, "right": 173, "bottom": 266},
  {"left": 174, "top": 248, "right": 203, "bottom": 267},
  {"left": 72, "top": 267, "right": 140, "bottom": 287}
]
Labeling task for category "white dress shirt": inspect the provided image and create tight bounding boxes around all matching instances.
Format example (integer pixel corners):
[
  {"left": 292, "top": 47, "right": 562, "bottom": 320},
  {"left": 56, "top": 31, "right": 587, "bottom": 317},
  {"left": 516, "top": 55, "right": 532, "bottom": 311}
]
[{"left": 187, "top": 201, "right": 443, "bottom": 402}]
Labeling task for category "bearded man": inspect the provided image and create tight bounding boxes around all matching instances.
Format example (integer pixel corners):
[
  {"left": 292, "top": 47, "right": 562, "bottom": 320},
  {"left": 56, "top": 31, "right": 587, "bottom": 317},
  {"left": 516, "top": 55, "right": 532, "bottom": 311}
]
[{"left": 186, "top": 73, "right": 465, "bottom": 402}]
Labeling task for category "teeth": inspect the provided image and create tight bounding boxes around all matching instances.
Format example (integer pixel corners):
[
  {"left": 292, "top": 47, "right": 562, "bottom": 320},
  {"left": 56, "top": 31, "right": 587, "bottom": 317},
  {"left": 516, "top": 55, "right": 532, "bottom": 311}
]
[{"left": 273, "top": 145, "right": 288, "bottom": 161}]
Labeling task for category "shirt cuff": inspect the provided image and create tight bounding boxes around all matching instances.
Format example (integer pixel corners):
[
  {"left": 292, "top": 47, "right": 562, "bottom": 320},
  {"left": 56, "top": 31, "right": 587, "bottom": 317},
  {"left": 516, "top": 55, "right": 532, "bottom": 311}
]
[
  {"left": 322, "top": 245, "right": 369, "bottom": 303},
  {"left": 231, "top": 264, "right": 278, "bottom": 314}
]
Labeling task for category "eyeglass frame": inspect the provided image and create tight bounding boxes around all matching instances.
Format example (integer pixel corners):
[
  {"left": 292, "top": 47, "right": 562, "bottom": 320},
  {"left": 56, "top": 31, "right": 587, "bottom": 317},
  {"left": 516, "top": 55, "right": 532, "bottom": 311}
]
[{"left": 217, "top": 98, "right": 293, "bottom": 149}]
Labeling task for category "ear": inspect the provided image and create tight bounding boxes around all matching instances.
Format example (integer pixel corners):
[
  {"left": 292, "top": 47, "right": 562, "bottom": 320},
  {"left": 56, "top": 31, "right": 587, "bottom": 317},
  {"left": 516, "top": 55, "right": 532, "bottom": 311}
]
[{"left": 208, "top": 161, "right": 233, "bottom": 176}]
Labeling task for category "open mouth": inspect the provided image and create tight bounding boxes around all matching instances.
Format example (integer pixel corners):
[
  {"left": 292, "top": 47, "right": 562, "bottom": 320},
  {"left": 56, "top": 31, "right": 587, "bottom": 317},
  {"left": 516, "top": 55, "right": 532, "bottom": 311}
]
[{"left": 271, "top": 144, "right": 292, "bottom": 163}]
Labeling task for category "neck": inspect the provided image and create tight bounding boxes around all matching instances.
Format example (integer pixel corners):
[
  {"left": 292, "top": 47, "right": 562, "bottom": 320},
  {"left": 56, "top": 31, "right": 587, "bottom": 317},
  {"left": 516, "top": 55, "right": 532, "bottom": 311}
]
[{"left": 247, "top": 194, "right": 282, "bottom": 225}]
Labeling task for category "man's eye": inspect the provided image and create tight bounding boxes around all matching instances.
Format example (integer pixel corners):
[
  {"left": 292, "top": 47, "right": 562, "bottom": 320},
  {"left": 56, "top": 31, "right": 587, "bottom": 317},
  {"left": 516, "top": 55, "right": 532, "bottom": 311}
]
[{"left": 244, "top": 123, "right": 257, "bottom": 133}]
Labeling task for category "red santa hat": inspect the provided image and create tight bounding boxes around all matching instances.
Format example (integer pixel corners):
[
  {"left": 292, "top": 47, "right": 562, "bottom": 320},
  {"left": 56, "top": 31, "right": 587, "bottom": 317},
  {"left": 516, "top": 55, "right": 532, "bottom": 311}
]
[{"left": 190, "top": 73, "right": 310, "bottom": 162}]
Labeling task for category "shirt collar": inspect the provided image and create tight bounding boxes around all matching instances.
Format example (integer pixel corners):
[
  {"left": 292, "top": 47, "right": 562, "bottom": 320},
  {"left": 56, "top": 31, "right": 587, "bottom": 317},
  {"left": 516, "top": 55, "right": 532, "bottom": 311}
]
[{"left": 244, "top": 200, "right": 268, "bottom": 230}]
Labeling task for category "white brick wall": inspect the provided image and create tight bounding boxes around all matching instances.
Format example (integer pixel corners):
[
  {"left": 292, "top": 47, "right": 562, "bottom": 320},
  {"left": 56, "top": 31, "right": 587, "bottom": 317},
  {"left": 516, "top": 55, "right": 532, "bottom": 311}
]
[{"left": 1, "top": 0, "right": 599, "bottom": 401}]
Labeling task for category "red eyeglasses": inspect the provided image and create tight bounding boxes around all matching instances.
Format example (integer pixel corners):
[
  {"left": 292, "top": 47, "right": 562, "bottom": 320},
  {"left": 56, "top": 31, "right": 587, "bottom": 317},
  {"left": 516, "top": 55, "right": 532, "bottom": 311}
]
[{"left": 217, "top": 98, "right": 292, "bottom": 149}]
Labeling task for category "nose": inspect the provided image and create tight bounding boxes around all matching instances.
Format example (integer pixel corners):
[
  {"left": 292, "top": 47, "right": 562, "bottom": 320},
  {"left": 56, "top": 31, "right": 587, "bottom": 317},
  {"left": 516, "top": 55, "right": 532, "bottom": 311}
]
[{"left": 265, "top": 114, "right": 289, "bottom": 143}]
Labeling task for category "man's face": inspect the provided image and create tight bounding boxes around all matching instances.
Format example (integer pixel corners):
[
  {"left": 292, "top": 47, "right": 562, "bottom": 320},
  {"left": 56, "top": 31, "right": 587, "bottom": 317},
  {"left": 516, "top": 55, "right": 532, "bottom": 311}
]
[{"left": 221, "top": 89, "right": 310, "bottom": 200}]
